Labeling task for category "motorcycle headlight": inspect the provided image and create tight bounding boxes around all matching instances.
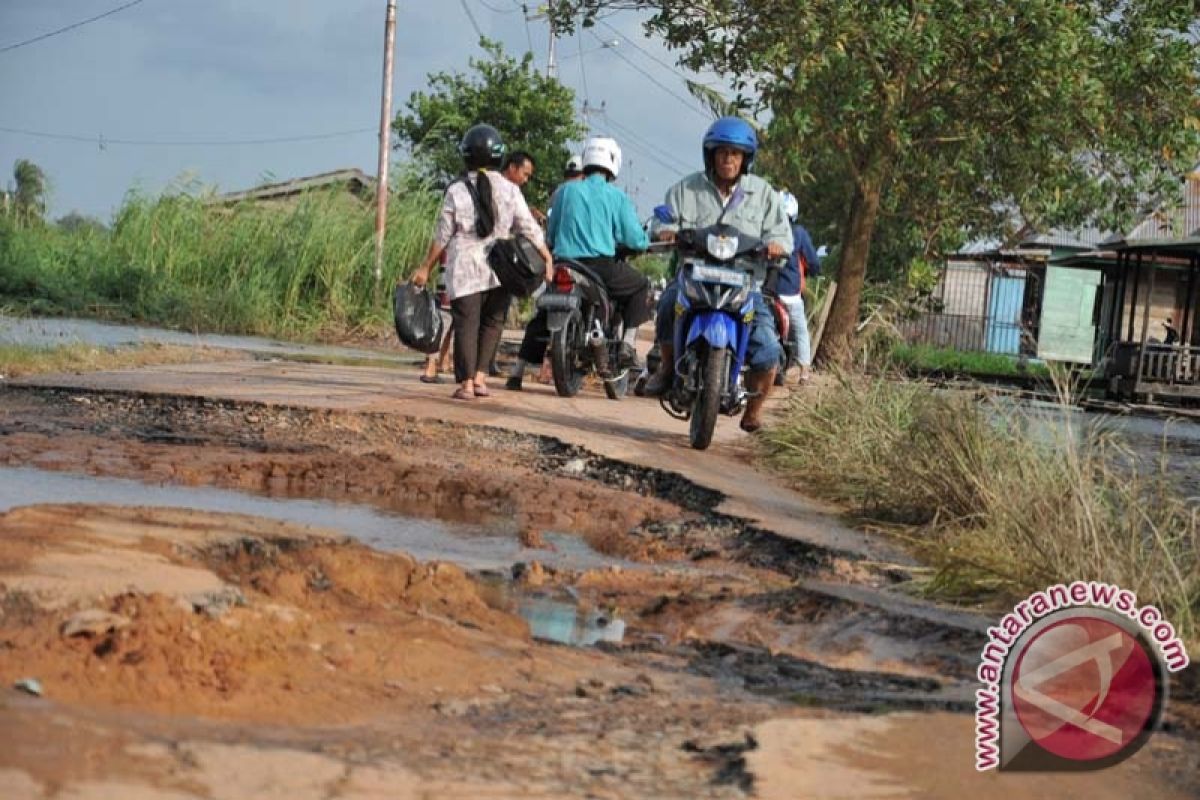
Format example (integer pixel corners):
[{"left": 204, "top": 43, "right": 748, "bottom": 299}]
[{"left": 706, "top": 233, "right": 738, "bottom": 261}]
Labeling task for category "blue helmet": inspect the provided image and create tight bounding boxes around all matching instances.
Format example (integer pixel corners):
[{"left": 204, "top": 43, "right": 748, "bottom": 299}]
[{"left": 702, "top": 116, "right": 757, "bottom": 175}]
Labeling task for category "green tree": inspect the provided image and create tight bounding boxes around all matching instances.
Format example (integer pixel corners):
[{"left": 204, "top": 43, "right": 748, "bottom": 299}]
[
  {"left": 11, "top": 159, "right": 48, "bottom": 225},
  {"left": 393, "top": 38, "right": 585, "bottom": 209},
  {"left": 551, "top": 1, "right": 1200, "bottom": 363}
]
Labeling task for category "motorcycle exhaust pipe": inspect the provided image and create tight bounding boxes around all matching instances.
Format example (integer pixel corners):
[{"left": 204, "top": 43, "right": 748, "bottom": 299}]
[{"left": 587, "top": 328, "right": 608, "bottom": 374}]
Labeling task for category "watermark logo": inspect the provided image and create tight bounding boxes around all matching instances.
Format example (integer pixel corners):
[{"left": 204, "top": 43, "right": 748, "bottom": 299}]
[{"left": 975, "top": 582, "right": 1189, "bottom": 771}]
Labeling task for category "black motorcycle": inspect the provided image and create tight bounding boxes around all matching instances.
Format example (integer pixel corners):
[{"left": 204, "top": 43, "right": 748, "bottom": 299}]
[{"left": 536, "top": 259, "right": 634, "bottom": 400}]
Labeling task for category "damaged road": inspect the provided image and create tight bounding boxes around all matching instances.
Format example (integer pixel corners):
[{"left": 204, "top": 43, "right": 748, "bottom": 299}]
[{"left": 0, "top": 361, "right": 1196, "bottom": 799}]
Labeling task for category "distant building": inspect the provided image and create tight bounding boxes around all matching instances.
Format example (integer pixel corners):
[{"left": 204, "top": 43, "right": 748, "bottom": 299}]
[{"left": 211, "top": 168, "right": 376, "bottom": 206}]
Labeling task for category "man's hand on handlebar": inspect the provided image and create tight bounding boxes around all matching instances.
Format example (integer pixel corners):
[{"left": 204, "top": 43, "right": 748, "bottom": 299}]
[
  {"left": 765, "top": 241, "right": 787, "bottom": 260},
  {"left": 655, "top": 230, "right": 677, "bottom": 244}
]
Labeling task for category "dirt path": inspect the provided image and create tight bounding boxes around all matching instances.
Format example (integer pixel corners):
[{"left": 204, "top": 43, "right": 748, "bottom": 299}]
[{"left": 0, "top": 358, "right": 1196, "bottom": 798}]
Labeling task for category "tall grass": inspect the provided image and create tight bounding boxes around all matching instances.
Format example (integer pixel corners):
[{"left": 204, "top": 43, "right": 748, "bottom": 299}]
[
  {"left": 760, "top": 372, "right": 1200, "bottom": 641},
  {"left": 0, "top": 178, "right": 440, "bottom": 339}
]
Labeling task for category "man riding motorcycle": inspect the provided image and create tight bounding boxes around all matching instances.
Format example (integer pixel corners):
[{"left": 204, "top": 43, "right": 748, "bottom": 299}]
[
  {"left": 643, "top": 116, "right": 792, "bottom": 432},
  {"left": 507, "top": 136, "right": 650, "bottom": 389}
]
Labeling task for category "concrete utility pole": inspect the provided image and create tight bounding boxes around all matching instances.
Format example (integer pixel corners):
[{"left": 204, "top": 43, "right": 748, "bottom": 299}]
[
  {"left": 373, "top": 0, "right": 397, "bottom": 303},
  {"left": 524, "top": 4, "right": 557, "bottom": 78}
]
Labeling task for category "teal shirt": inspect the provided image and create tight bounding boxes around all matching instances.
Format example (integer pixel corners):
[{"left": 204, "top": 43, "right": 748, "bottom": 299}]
[{"left": 547, "top": 173, "right": 649, "bottom": 259}]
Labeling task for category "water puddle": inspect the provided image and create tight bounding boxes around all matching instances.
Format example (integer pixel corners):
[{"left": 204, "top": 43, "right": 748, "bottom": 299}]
[
  {"left": 0, "top": 315, "right": 411, "bottom": 366},
  {"left": 515, "top": 595, "right": 626, "bottom": 646},
  {"left": 470, "top": 578, "right": 626, "bottom": 647},
  {"left": 0, "top": 466, "right": 632, "bottom": 574}
]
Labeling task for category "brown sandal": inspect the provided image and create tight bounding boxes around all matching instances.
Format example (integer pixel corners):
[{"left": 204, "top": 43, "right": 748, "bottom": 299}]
[{"left": 451, "top": 387, "right": 474, "bottom": 401}]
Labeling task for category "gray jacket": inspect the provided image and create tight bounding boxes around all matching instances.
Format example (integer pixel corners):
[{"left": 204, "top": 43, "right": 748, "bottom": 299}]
[{"left": 651, "top": 171, "right": 793, "bottom": 253}]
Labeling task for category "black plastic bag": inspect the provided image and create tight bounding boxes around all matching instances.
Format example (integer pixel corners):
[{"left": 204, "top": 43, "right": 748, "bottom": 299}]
[
  {"left": 393, "top": 282, "right": 444, "bottom": 354},
  {"left": 488, "top": 234, "right": 546, "bottom": 297}
]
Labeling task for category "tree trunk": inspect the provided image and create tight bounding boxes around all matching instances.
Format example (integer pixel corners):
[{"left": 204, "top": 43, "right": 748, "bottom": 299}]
[{"left": 815, "top": 176, "right": 884, "bottom": 366}]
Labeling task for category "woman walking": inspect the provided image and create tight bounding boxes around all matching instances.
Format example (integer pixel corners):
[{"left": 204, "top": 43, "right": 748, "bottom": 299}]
[{"left": 411, "top": 124, "right": 551, "bottom": 400}]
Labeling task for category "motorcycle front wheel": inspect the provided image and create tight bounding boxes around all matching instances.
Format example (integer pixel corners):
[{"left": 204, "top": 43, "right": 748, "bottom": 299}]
[
  {"left": 689, "top": 344, "right": 729, "bottom": 450},
  {"left": 549, "top": 310, "right": 586, "bottom": 397}
]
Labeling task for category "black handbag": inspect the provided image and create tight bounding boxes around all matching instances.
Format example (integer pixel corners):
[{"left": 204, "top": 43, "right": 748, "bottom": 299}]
[
  {"left": 392, "top": 282, "right": 444, "bottom": 354},
  {"left": 488, "top": 234, "right": 546, "bottom": 297}
]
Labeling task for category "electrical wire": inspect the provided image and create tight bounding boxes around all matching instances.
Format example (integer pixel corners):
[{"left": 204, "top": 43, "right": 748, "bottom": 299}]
[
  {"left": 518, "top": 3, "right": 535, "bottom": 55},
  {"left": 458, "top": 0, "right": 484, "bottom": 40},
  {"left": 596, "top": 109, "right": 693, "bottom": 173},
  {"left": 595, "top": 111, "right": 689, "bottom": 177},
  {"left": 597, "top": 19, "right": 702, "bottom": 83},
  {"left": 589, "top": 31, "right": 709, "bottom": 121},
  {"left": 1, "top": 0, "right": 148, "bottom": 54},
  {"left": 475, "top": 0, "right": 519, "bottom": 12},
  {"left": 0, "top": 125, "right": 375, "bottom": 147},
  {"left": 577, "top": 28, "right": 590, "bottom": 106}
]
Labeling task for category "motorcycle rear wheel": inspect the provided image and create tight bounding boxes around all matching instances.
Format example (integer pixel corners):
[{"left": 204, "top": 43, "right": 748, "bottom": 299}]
[
  {"left": 689, "top": 344, "right": 728, "bottom": 450},
  {"left": 549, "top": 310, "right": 586, "bottom": 397}
]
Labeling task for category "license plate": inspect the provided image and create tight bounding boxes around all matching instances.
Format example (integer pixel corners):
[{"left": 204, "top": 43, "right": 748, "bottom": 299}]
[
  {"left": 690, "top": 263, "right": 744, "bottom": 287},
  {"left": 537, "top": 293, "right": 579, "bottom": 310}
]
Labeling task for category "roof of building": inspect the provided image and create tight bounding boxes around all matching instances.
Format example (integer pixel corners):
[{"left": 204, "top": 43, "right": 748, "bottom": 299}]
[
  {"left": 214, "top": 168, "right": 376, "bottom": 204},
  {"left": 1123, "top": 171, "right": 1200, "bottom": 241}
]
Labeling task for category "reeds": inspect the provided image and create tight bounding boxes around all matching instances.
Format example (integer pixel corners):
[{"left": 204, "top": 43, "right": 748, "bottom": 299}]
[
  {"left": 760, "top": 371, "right": 1200, "bottom": 640},
  {"left": 0, "top": 177, "right": 440, "bottom": 339}
]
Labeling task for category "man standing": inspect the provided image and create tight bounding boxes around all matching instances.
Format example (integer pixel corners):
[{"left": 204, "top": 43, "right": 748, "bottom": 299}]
[
  {"left": 643, "top": 117, "right": 792, "bottom": 433},
  {"left": 510, "top": 153, "right": 586, "bottom": 387},
  {"left": 776, "top": 189, "right": 821, "bottom": 384}
]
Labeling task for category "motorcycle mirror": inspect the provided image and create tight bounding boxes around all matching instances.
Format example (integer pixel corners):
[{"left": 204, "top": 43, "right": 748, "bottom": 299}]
[{"left": 653, "top": 204, "right": 677, "bottom": 224}]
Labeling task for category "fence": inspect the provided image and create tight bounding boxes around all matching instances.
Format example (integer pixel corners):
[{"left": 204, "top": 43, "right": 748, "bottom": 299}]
[{"left": 897, "top": 261, "right": 1034, "bottom": 355}]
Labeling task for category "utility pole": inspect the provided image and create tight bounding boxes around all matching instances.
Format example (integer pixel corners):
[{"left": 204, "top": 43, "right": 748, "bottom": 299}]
[
  {"left": 373, "top": 0, "right": 397, "bottom": 304},
  {"left": 524, "top": 4, "right": 557, "bottom": 78}
]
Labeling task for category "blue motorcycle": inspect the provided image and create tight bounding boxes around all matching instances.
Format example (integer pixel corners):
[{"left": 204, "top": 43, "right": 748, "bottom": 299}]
[{"left": 656, "top": 217, "right": 780, "bottom": 449}]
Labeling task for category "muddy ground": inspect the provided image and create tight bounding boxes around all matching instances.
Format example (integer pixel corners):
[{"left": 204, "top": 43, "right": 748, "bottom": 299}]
[{"left": 0, "top": 385, "right": 1196, "bottom": 799}]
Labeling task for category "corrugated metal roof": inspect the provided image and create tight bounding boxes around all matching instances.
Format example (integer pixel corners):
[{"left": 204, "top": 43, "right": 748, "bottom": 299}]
[
  {"left": 214, "top": 168, "right": 375, "bottom": 204},
  {"left": 1126, "top": 171, "right": 1200, "bottom": 240}
]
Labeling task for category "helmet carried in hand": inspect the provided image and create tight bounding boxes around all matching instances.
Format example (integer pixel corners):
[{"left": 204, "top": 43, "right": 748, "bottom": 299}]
[
  {"left": 581, "top": 136, "right": 623, "bottom": 180},
  {"left": 459, "top": 124, "right": 506, "bottom": 170},
  {"left": 702, "top": 117, "right": 757, "bottom": 175}
]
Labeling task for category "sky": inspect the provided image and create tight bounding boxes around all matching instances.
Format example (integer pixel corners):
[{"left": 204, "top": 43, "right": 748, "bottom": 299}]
[{"left": 0, "top": 0, "right": 724, "bottom": 222}]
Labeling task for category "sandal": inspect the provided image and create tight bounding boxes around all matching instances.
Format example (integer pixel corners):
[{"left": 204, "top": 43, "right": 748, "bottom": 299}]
[
  {"left": 451, "top": 387, "right": 474, "bottom": 401},
  {"left": 419, "top": 374, "right": 442, "bottom": 384},
  {"left": 474, "top": 385, "right": 490, "bottom": 397},
  {"left": 740, "top": 419, "right": 763, "bottom": 434}
]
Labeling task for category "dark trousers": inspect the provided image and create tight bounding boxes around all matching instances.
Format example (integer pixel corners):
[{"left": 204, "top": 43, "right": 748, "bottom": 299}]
[
  {"left": 518, "top": 310, "right": 551, "bottom": 364},
  {"left": 579, "top": 257, "right": 653, "bottom": 329},
  {"left": 450, "top": 287, "right": 510, "bottom": 383},
  {"left": 518, "top": 258, "right": 650, "bottom": 364}
]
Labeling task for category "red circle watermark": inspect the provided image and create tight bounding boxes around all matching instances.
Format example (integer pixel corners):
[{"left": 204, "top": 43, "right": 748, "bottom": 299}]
[{"left": 1011, "top": 616, "right": 1156, "bottom": 762}]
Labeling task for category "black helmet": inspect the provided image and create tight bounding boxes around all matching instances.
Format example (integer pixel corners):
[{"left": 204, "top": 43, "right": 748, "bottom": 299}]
[{"left": 459, "top": 124, "right": 506, "bottom": 170}]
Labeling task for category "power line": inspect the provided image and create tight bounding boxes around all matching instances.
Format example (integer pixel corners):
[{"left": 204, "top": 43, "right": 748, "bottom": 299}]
[
  {"left": 458, "top": 0, "right": 484, "bottom": 40},
  {"left": 597, "top": 19, "right": 698, "bottom": 84},
  {"left": 0, "top": 125, "right": 375, "bottom": 147},
  {"left": 595, "top": 111, "right": 689, "bottom": 178},
  {"left": 577, "top": 28, "right": 590, "bottom": 107},
  {"left": 0, "top": 0, "right": 148, "bottom": 54},
  {"left": 596, "top": 109, "right": 693, "bottom": 174},
  {"left": 475, "top": 0, "right": 519, "bottom": 12},
  {"left": 517, "top": 3, "right": 535, "bottom": 55},
  {"left": 589, "top": 31, "right": 709, "bottom": 121}
]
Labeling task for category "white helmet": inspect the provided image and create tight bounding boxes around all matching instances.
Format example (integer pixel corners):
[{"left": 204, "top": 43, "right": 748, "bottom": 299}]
[
  {"left": 581, "top": 136, "right": 622, "bottom": 180},
  {"left": 565, "top": 153, "right": 584, "bottom": 175},
  {"left": 779, "top": 189, "right": 799, "bottom": 221}
]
